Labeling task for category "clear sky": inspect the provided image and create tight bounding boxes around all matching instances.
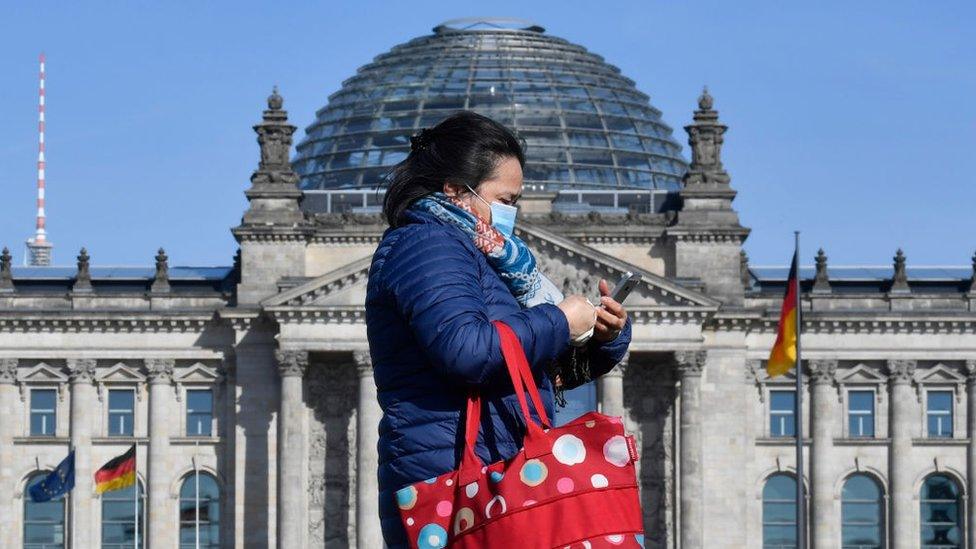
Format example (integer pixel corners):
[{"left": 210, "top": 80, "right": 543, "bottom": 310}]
[{"left": 0, "top": 1, "right": 973, "bottom": 268}]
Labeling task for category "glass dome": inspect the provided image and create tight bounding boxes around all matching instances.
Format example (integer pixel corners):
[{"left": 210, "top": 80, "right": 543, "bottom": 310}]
[{"left": 293, "top": 17, "right": 688, "bottom": 204}]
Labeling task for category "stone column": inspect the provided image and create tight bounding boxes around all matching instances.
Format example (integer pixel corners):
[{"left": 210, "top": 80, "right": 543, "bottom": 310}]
[
  {"left": 886, "top": 359, "right": 916, "bottom": 549},
  {"left": 598, "top": 352, "right": 628, "bottom": 419},
  {"left": 966, "top": 360, "right": 976, "bottom": 548},
  {"left": 146, "top": 358, "right": 174, "bottom": 548},
  {"left": 275, "top": 350, "right": 308, "bottom": 549},
  {"left": 355, "top": 351, "right": 383, "bottom": 548},
  {"left": 0, "top": 359, "right": 18, "bottom": 547},
  {"left": 809, "top": 359, "right": 837, "bottom": 549},
  {"left": 675, "top": 350, "right": 705, "bottom": 549},
  {"left": 68, "top": 358, "right": 97, "bottom": 549}
]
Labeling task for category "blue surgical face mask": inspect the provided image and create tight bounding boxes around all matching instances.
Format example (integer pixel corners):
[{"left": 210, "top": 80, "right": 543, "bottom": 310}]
[{"left": 466, "top": 185, "right": 518, "bottom": 237}]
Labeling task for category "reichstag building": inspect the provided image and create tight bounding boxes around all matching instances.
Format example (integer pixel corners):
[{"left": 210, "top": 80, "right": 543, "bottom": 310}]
[{"left": 2, "top": 16, "right": 974, "bottom": 549}]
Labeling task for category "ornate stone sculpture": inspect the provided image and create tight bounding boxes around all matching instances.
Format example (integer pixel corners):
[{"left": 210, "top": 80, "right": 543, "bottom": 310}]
[
  {"left": 145, "top": 358, "right": 175, "bottom": 384},
  {"left": 151, "top": 248, "right": 170, "bottom": 293},
  {"left": 67, "top": 358, "right": 97, "bottom": 383},
  {"left": 740, "top": 250, "right": 752, "bottom": 290},
  {"left": 813, "top": 248, "right": 831, "bottom": 293},
  {"left": 275, "top": 349, "right": 309, "bottom": 378},
  {"left": 674, "top": 350, "right": 706, "bottom": 378},
  {"left": 73, "top": 248, "right": 93, "bottom": 292},
  {"left": 808, "top": 359, "right": 838, "bottom": 385},
  {"left": 0, "top": 358, "right": 17, "bottom": 384},
  {"left": 890, "top": 249, "right": 910, "bottom": 293},
  {"left": 684, "top": 87, "right": 728, "bottom": 182},
  {"left": 885, "top": 359, "right": 917, "bottom": 385},
  {"left": 0, "top": 247, "right": 13, "bottom": 291}
]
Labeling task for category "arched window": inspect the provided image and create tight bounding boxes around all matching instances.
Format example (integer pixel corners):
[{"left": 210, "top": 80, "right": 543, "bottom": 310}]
[
  {"left": 920, "top": 474, "right": 962, "bottom": 549},
  {"left": 841, "top": 474, "right": 884, "bottom": 549},
  {"left": 101, "top": 480, "right": 145, "bottom": 549},
  {"left": 24, "top": 472, "right": 66, "bottom": 549},
  {"left": 180, "top": 472, "right": 221, "bottom": 548},
  {"left": 763, "top": 473, "right": 801, "bottom": 549}
]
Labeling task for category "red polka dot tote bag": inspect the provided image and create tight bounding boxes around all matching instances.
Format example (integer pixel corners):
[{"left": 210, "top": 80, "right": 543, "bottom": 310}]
[{"left": 396, "top": 320, "right": 645, "bottom": 548}]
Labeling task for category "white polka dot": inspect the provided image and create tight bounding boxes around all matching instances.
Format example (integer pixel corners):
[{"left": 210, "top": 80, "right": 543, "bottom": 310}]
[
  {"left": 591, "top": 473, "right": 609, "bottom": 488},
  {"left": 603, "top": 435, "right": 629, "bottom": 467},
  {"left": 465, "top": 482, "right": 478, "bottom": 498},
  {"left": 406, "top": 517, "right": 414, "bottom": 526},
  {"left": 445, "top": 478, "right": 453, "bottom": 486},
  {"left": 552, "top": 434, "right": 586, "bottom": 465}
]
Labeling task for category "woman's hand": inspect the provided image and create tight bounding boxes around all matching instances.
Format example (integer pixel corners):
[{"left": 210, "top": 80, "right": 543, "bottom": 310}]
[
  {"left": 593, "top": 278, "right": 628, "bottom": 343},
  {"left": 556, "top": 295, "right": 597, "bottom": 340}
]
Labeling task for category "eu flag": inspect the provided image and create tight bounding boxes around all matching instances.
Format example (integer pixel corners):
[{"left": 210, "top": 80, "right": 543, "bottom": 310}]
[{"left": 29, "top": 450, "right": 75, "bottom": 502}]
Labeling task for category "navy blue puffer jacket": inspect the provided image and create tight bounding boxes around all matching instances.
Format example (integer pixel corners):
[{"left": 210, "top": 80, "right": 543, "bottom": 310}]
[{"left": 365, "top": 208, "right": 632, "bottom": 548}]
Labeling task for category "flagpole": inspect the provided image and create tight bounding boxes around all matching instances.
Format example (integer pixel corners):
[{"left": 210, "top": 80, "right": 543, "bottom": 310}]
[
  {"left": 194, "top": 440, "right": 200, "bottom": 549},
  {"left": 794, "top": 231, "right": 805, "bottom": 549},
  {"left": 134, "top": 441, "right": 139, "bottom": 549}
]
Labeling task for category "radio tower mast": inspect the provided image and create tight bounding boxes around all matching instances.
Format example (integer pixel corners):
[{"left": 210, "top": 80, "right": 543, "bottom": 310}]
[{"left": 26, "top": 52, "right": 52, "bottom": 266}]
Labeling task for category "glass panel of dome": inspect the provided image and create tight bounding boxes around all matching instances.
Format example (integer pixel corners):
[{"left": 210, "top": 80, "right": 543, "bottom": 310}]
[
  {"left": 475, "top": 69, "right": 504, "bottom": 79},
  {"left": 382, "top": 99, "right": 420, "bottom": 113},
  {"left": 564, "top": 113, "right": 603, "bottom": 130},
  {"left": 341, "top": 119, "right": 371, "bottom": 134},
  {"left": 524, "top": 165, "right": 570, "bottom": 182},
  {"left": 529, "top": 148, "right": 568, "bottom": 164},
  {"left": 517, "top": 113, "right": 561, "bottom": 127},
  {"left": 555, "top": 86, "right": 588, "bottom": 98},
  {"left": 310, "top": 140, "right": 333, "bottom": 155},
  {"left": 571, "top": 150, "right": 615, "bottom": 166},
  {"left": 589, "top": 87, "right": 616, "bottom": 100},
  {"left": 513, "top": 82, "right": 552, "bottom": 94},
  {"left": 424, "top": 97, "right": 466, "bottom": 110},
  {"left": 362, "top": 168, "right": 391, "bottom": 188},
  {"left": 567, "top": 131, "right": 608, "bottom": 148},
  {"left": 560, "top": 99, "right": 597, "bottom": 113},
  {"left": 616, "top": 153, "right": 652, "bottom": 170},
  {"left": 621, "top": 169, "right": 653, "bottom": 186},
  {"left": 610, "top": 133, "right": 643, "bottom": 151},
  {"left": 605, "top": 116, "right": 637, "bottom": 134},
  {"left": 597, "top": 101, "right": 628, "bottom": 116},
  {"left": 514, "top": 96, "right": 558, "bottom": 109},
  {"left": 469, "top": 94, "right": 511, "bottom": 108},
  {"left": 642, "top": 139, "right": 669, "bottom": 154},
  {"left": 335, "top": 136, "right": 368, "bottom": 151},
  {"left": 381, "top": 150, "right": 408, "bottom": 165},
  {"left": 372, "top": 133, "right": 409, "bottom": 147},
  {"left": 365, "top": 150, "right": 383, "bottom": 166},
  {"left": 573, "top": 167, "right": 616, "bottom": 184}
]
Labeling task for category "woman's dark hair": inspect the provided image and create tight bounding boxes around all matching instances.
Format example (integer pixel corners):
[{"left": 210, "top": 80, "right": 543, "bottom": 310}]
[{"left": 381, "top": 110, "right": 525, "bottom": 227}]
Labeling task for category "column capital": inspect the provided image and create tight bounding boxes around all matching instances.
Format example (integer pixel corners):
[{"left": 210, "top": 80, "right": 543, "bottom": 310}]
[
  {"left": 674, "top": 350, "right": 706, "bottom": 378},
  {"left": 965, "top": 360, "right": 976, "bottom": 386},
  {"left": 0, "top": 358, "right": 17, "bottom": 384},
  {"left": 808, "top": 359, "right": 838, "bottom": 386},
  {"left": 275, "top": 349, "right": 308, "bottom": 378},
  {"left": 67, "top": 359, "right": 97, "bottom": 383},
  {"left": 353, "top": 350, "right": 372, "bottom": 376},
  {"left": 145, "top": 358, "right": 175, "bottom": 384},
  {"left": 885, "top": 359, "right": 917, "bottom": 385}
]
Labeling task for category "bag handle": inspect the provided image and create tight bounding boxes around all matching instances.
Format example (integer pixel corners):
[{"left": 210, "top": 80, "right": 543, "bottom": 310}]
[{"left": 458, "top": 321, "right": 553, "bottom": 485}]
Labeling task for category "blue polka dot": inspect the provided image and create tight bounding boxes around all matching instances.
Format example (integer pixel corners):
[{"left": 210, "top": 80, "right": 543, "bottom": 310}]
[
  {"left": 489, "top": 471, "right": 504, "bottom": 483},
  {"left": 636, "top": 534, "right": 645, "bottom": 548},
  {"left": 417, "top": 523, "right": 448, "bottom": 549},
  {"left": 424, "top": 476, "right": 438, "bottom": 484},
  {"left": 396, "top": 486, "right": 417, "bottom": 510}
]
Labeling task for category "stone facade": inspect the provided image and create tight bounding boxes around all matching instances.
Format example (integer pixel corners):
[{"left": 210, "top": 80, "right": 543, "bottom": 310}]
[{"left": 1, "top": 85, "right": 975, "bottom": 549}]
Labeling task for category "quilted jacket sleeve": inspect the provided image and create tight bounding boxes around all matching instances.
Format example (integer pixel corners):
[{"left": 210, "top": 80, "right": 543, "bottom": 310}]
[
  {"left": 381, "top": 224, "right": 571, "bottom": 386},
  {"left": 585, "top": 316, "right": 633, "bottom": 378}
]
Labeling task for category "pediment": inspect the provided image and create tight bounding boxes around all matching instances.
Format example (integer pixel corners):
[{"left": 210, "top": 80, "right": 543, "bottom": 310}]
[
  {"left": 916, "top": 363, "right": 966, "bottom": 385},
  {"left": 175, "top": 362, "right": 220, "bottom": 383},
  {"left": 19, "top": 363, "right": 68, "bottom": 383},
  {"left": 263, "top": 221, "right": 718, "bottom": 311},
  {"left": 838, "top": 363, "right": 887, "bottom": 385},
  {"left": 97, "top": 362, "right": 146, "bottom": 383}
]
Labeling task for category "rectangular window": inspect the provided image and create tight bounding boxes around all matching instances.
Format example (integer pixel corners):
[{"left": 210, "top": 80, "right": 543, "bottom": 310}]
[
  {"left": 847, "top": 390, "right": 875, "bottom": 438},
  {"left": 30, "top": 389, "right": 57, "bottom": 436},
  {"left": 926, "top": 390, "right": 953, "bottom": 438},
  {"left": 187, "top": 389, "right": 213, "bottom": 437},
  {"left": 770, "top": 390, "right": 796, "bottom": 438},
  {"left": 108, "top": 389, "right": 135, "bottom": 437}
]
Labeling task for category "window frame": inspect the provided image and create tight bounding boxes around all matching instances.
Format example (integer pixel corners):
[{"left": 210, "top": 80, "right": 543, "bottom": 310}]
[
  {"left": 99, "top": 477, "right": 146, "bottom": 549},
  {"left": 23, "top": 470, "right": 67, "bottom": 549},
  {"left": 846, "top": 388, "right": 877, "bottom": 439},
  {"left": 769, "top": 389, "right": 797, "bottom": 438},
  {"left": 919, "top": 473, "right": 963, "bottom": 549},
  {"left": 761, "top": 472, "right": 809, "bottom": 549},
  {"left": 184, "top": 388, "right": 215, "bottom": 438},
  {"left": 840, "top": 473, "right": 886, "bottom": 549},
  {"left": 178, "top": 471, "right": 221, "bottom": 549},
  {"left": 924, "top": 389, "right": 955, "bottom": 439},
  {"left": 29, "top": 387, "right": 59, "bottom": 438},
  {"left": 106, "top": 388, "right": 136, "bottom": 438}
]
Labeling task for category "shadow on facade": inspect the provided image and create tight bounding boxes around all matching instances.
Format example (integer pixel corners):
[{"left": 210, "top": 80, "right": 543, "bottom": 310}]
[
  {"left": 307, "top": 354, "right": 357, "bottom": 547},
  {"left": 624, "top": 355, "right": 676, "bottom": 549}
]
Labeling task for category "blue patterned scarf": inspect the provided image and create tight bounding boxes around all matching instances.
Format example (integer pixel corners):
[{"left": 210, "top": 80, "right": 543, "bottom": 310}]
[{"left": 409, "top": 193, "right": 563, "bottom": 307}]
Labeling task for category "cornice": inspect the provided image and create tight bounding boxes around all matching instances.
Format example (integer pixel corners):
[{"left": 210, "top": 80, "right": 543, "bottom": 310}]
[
  {"left": 708, "top": 310, "right": 976, "bottom": 334},
  {"left": 0, "top": 312, "right": 218, "bottom": 333}
]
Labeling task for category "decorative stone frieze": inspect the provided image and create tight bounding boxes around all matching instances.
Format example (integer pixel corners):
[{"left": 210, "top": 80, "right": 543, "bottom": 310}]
[{"left": 275, "top": 349, "right": 309, "bottom": 378}]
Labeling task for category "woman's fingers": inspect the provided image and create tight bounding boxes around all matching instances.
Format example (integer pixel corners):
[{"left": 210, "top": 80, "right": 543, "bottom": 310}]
[
  {"left": 595, "top": 307, "right": 626, "bottom": 330},
  {"left": 600, "top": 295, "right": 625, "bottom": 316},
  {"left": 598, "top": 278, "right": 611, "bottom": 297}
]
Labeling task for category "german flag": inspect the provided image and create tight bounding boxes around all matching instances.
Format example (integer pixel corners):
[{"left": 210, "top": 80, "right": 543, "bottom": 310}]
[
  {"left": 95, "top": 445, "right": 136, "bottom": 494},
  {"left": 767, "top": 251, "right": 799, "bottom": 377}
]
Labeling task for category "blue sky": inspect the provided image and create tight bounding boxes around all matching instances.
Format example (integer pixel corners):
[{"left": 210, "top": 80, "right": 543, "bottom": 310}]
[{"left": 0, "top": 1, "right": 973, "bottom": 268}]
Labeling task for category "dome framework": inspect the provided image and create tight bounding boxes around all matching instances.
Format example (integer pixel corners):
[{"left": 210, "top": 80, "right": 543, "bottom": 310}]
[{"left": 293, "top": 18, "right": 688, "bottom": 213}]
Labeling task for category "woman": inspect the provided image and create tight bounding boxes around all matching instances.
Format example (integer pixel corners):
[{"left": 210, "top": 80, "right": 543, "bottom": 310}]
[{"left": 365, "top": 111, "right": 632, "bottom": 548}]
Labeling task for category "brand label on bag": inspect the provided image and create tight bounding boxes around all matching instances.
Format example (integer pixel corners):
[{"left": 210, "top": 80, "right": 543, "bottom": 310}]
[{"left": 626, "top": 435, "right": 639, "bottom": 462}]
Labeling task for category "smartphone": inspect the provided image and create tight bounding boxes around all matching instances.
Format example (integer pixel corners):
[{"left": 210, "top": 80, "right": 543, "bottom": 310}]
[{"left": 605, "top": 271, "right": 642, "bottom": 305}]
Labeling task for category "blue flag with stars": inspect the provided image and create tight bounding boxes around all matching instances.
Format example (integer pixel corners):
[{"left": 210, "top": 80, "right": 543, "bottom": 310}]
[{"left": 29, "top": 450, "right": 75, "bottom": 502}]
